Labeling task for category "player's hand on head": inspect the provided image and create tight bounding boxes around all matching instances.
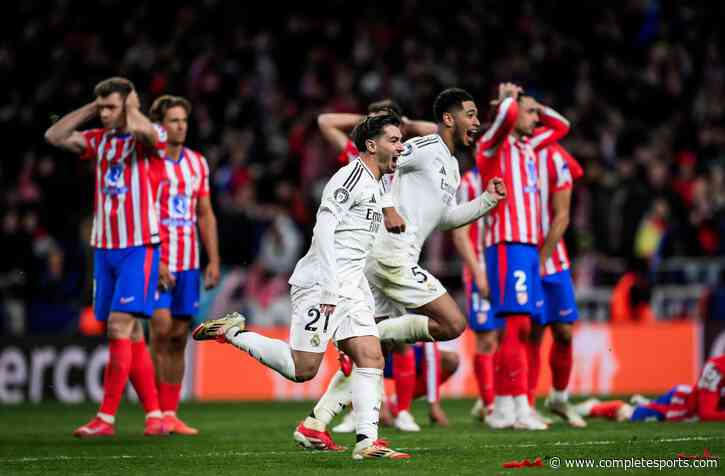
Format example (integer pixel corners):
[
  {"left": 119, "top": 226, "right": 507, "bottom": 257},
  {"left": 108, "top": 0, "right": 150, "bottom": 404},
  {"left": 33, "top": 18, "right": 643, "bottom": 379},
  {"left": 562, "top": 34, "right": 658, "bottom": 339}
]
[
  {"left": 126, "top": 90, "right": 140, "bottom": 110},
  {"left": 204, "top": 261, "right": 220, "bottom": 290},
  {"left": 487, "top": 177, "right": 507, "bottom": 200},
  {"left": 383, "top": 207, "right": 406, "bottom": 234}
]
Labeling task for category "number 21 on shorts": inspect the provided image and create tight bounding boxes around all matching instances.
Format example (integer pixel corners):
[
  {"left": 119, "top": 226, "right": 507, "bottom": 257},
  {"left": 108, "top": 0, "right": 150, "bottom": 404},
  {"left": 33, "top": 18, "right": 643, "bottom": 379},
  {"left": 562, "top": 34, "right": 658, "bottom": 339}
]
[{"left": 304, "top": 307, "right": 330, "bottom": 333}]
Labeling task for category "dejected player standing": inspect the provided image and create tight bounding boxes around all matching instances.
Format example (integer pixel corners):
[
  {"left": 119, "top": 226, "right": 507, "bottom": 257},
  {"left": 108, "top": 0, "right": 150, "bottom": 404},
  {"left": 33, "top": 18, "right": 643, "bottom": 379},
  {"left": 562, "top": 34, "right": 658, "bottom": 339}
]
[
  {"left": 148, "top": 95, "right": 220, "bottom": 435},
  {"left": 476, "top": 82, "right": 570, "bottom": 430},
  {"left": 527, "top": 141, "right": 586, "bottom": 428},
  {"left": 45, "top": 77, "right": 167, "bottom": 437}
]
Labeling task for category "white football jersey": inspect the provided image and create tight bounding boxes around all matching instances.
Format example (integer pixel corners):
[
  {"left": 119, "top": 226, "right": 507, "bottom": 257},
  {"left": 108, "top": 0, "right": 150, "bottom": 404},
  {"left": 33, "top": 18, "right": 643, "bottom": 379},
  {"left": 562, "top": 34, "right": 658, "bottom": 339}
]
[
  {"left": 289, "top": 158, "right": 384, "bottom": 299},
  {"left": 372, "top": 134, "right": 461, "bottom": 265}
]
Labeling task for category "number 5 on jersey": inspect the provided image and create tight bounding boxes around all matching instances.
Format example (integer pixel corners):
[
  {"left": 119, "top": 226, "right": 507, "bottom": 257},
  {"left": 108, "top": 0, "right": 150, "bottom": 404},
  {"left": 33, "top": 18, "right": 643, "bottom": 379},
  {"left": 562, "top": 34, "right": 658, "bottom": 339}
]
[{"left": 411, "top": 266, "right": 428, "bottom": 284}]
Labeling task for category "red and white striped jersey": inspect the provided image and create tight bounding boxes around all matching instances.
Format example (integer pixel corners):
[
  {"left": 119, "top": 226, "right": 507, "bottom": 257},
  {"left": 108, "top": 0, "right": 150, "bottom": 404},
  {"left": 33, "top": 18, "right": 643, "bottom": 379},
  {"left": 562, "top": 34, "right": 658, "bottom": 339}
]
[
  {"left": 337, "top": 139, "right": 359, "bottom": 167},
  {"left": 152, "top": 147, "right": 211, "bottom": 272},
  {"left": 476, "top": 98, "right": 569, "bottom": 247},
  {"left": 538, "top": 142, "right": 577, "bottom": 275},
  {"left": 81, "top": 126, "right": 167, "bottom": 249},
  {"left": 456, "top": 167, "right": 485, "bottom": 283}
]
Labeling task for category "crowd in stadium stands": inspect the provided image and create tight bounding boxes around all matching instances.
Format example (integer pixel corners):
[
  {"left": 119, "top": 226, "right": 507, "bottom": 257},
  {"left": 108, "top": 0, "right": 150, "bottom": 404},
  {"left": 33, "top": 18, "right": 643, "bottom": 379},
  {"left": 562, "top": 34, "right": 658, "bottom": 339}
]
[{"left": 1, "top": 1, "right": 725, "bottom": 334}]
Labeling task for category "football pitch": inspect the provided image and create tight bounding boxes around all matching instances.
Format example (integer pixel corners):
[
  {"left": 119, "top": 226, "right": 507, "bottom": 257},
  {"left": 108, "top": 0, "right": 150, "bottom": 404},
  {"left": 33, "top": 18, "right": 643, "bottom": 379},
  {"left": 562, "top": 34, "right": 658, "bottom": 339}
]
[{"left": 1, "top": 399, "right": 723, "bottom": 475}]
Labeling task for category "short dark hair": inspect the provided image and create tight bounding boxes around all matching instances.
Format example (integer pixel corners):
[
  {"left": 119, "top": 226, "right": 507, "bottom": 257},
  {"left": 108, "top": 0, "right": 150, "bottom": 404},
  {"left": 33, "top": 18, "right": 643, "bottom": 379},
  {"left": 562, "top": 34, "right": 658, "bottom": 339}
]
[
  {"left": 368, "top": 99, "right": 402, "bottom": 118},
  {"left": 433, "top": 88, "right": 474, "bottom": 123},
  {"left": 93, "top": 77, "right": 135, "bottom": 98},
  {"left": 351, "top": 114, "right": 401, "bottom": 153},
  {"left": 149, "top": 95, "right": 192, "bottom": 123}
]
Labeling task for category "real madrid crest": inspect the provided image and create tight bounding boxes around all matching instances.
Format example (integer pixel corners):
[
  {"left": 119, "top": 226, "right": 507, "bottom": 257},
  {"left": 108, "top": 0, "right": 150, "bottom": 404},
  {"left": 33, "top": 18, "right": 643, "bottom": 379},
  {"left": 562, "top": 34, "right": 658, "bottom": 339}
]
[
  {"left": 310, "top": 334, "right": 321, "bottom": 347},
  {"left": 333, "top": 187, "right": 350, "bottom": 204}
]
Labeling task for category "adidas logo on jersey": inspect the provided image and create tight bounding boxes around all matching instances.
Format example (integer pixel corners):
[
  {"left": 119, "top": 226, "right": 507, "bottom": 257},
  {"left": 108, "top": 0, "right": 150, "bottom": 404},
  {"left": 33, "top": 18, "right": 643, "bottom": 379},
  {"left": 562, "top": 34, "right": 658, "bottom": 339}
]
[
  {"left": 371, "top": 194, "right": 376, "bottom": 203},
  {"left": 439, "top": 165, "right": 446, "bottom": 176}
]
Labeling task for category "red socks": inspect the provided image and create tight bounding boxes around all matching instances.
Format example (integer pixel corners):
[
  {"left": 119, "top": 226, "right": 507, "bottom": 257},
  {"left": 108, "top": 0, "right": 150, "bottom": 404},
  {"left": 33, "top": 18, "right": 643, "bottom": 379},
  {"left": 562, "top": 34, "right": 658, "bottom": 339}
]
[
  {"left": 99, "top": 338, "right": 133, "bottom": 416},
  {"left": 550, "top": 339, "right": 573, "bottom": 392},
  {"left": 495, "top": 315, "right": 530, "bottom": 396},
  {"left": 473, "top": 353, "right": 495, "bottom": 406},
  {"left": 158, "top": 382, "right": 182, "bottom": 414},
  {"left": 526, "top": 341, "right": 542, "bottom": 406},
  {"left": 129, "top": 341, "right": 161, "bottom": 414},
  {"left": 392, "top": 348, "right": 416, "bottom": 412},
  {"left": 590, "top": 401, "right": 626, "bottom": 420}
]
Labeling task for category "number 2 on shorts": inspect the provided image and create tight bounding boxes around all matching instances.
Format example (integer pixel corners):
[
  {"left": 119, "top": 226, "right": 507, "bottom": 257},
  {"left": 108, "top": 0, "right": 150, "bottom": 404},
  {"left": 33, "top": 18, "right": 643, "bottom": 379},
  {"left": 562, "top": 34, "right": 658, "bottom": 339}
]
[{"left": 513, "top": 270, "right": 527, "bottom": 292}]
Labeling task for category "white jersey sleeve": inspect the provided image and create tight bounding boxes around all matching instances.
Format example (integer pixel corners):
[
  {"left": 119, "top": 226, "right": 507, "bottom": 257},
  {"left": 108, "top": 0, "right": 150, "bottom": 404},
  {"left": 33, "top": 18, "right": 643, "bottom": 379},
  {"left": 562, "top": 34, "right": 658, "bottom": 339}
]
[{"left": 289, "top": 159, "right": 383, "bottom": 302}]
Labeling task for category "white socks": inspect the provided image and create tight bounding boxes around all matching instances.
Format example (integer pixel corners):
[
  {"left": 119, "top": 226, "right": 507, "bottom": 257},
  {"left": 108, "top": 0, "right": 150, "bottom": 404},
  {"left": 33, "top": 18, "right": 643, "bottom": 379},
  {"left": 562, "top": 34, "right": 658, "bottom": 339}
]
[
  {"left": 514, "top": 395, "right": 531, "bottom": 419},
  {"left": 377, "top": 314, "right": 433, "bottom": 343},
  {"left": 312, "top": 370, "right": 353, "bottom": 425},
  {"left": 550, "top": 389, "right": 568, "bottom": 403},
  {"left": 351, "top": 367, "right": 383, "bottom": 441},
  {"left": 225, "top": 329, "right": 296, "bottom": 381}
]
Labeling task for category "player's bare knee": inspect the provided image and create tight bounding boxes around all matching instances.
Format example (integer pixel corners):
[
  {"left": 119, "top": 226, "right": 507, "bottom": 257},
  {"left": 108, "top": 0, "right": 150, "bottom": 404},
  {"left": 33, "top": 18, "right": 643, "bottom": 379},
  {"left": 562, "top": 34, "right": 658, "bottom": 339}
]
[
  {"left": 169, "top": 335, "right": 187, "bottom": 354},
  {"left": 354, "top": 347, "right": 385, "bottom": 369},
  {"left": 107, "top": 315, "right": 133, "bottom": 339},
  {"left": 442, "top": 352, "right": 460, "bottom": 374},
  {"left": 553, "top": 325, "right": 573, "bottom": 345},
  {"left": 440, "top": 318, "right": 465, "bottom": 341},
  {"left": 294, "top": 366, "right": 318, "bottom": 382}
]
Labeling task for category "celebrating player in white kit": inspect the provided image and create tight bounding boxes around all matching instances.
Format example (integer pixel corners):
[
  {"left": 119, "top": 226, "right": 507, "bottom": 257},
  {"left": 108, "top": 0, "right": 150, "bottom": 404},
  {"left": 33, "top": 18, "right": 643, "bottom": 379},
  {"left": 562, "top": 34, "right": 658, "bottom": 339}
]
[
  {"left": 193, "top": 114, "right": 410, "bottom": 460},
  {"left": 293, "top": 88, "right": 507, "bottom": 448}
]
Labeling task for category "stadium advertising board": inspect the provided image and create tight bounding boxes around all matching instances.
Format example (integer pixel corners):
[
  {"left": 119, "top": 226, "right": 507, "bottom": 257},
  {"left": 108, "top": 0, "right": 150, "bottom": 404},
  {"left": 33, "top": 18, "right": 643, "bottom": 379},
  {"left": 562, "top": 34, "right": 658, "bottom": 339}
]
[
  {"left": 0, "top": 338, "right": 193, "bottom": 404},
  {"left": 194, "top": 322, "right": 701, "bottom": 400}
]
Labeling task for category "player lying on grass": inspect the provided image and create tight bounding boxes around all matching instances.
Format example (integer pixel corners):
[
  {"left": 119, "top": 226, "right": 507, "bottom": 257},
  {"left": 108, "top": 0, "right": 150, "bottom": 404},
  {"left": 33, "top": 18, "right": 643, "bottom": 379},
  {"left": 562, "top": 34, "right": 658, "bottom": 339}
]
[{"left": 575, "top": 355, "right": 725, "bottom": 422}]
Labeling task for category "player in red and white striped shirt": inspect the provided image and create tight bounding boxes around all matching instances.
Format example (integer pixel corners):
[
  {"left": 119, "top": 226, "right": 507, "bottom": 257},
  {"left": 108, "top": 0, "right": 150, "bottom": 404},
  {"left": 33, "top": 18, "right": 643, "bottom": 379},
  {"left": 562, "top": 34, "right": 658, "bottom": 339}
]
[
  {"left": 475, "top": 83, "right": 569, "bottom": 430},
  {"left": 45, "top": 77, "right": 167, "bottom": 437},
  {"left": 148, "top": 95, "right": 220, "bottom": 436},
  {"left": 451, "top": 166, "right": 501, "bottom": 420},
  {"left": 527, "top": 142, "right": 586, "bottom": 427}
]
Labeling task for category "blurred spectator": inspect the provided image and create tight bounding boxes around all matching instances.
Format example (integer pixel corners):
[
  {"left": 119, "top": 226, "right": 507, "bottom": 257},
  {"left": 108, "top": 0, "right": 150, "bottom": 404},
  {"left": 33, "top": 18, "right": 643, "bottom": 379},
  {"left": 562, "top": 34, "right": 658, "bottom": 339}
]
[
  {"left": 610, "top": 259, "right": 655, "bottom": 324},
  {"left": 3, "top": 1, "right": 725, "bottom": 332},
  {"left": 699, "top": 268, "right": 725, "bottom": 321}
]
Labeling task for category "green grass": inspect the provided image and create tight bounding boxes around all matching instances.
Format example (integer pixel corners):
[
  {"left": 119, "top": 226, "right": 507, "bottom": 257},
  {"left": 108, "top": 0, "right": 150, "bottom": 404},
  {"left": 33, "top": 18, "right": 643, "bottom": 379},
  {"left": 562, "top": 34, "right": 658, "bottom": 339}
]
[{"left": 1, "top": 399, "right": 723, "bottom": 475}]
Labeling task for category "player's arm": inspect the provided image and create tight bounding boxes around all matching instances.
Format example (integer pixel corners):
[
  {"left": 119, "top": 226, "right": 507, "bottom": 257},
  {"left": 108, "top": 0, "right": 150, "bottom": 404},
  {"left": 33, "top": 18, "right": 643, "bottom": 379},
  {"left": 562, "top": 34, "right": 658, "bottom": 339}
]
[
  {"left": 44, "top": 101, "right": 98, "bottom": 154},
  {"left": 380, "top": 174, "right": 406, "bottom": 233},
  {"left": 315, "top": 176, "right": 359, "bottom": 314},
  {"left": 317, "top": 113, "right": 364, "bottom": 153},
  {"left": 125, "top": 91, "right": 162, "bottom": 147},
  {"left": 197, "top": 195, "right": 221, "bottom": 289},
  {"left": 539, "top": 187, "right": 572, "bottom": 266},
  {"left": 438, "top": 178, "right": 506, "bottom": 231},
  {"left": 476, "top": 83, "right": 521, "bottom": 159},
  {"left": 402, "top": 116, "right": 438, "bottom": 137},
  {"left": 451, "top": 225, "right": 489, "bottom": 297},
  {"left": 529, "top": 105, "right": 570, "bottom": 151},
  {"left": 696, "top": 362, "right": 725, "bottom": 421}
]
